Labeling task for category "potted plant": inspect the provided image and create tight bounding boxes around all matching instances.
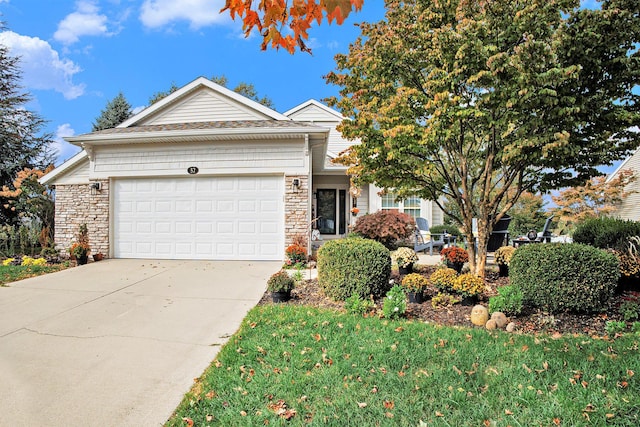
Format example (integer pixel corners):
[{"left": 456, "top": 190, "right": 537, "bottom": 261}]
[
  {"left": 69, "top": 223, "right": 90, "bottom": 265},
  {"left": 494, "top": 246, "right": 516, "bottom": 277},
  {"left": 440, "top": 246, "right": 469, "bottom": 273},
  {"left": 285, "top": 243, "right": 307, "bottom": 268},
  {"left": 392, "top": 247, "right": 419, "bottom": 274},
  {"left": 69, "top": 242, "right": 90, "bottom": 265},
  {"left": 267, "top": 270, "right": 296, "bottom": 303},
  {"left": 401, "top": 273, "right": 429, "bottom": 304},
  {"left": 452, "top": 273, "right": 485, "bottom": 305},
  {"left": 93, "top": 253, "right": 104, "bottom": 262}
]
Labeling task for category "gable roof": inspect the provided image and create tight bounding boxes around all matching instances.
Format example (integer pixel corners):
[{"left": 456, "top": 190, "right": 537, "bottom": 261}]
[
  {"left": 40, "top": 150, "right": 88, "bottom": 185},
  {"left": 283, "top": 99, "right": 345, "bottom": 121},
  {"left": 119, "top": 76, "right": 290, "bottom": 128}
]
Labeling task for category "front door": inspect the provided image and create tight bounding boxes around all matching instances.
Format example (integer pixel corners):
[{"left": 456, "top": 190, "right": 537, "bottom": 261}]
[{"left": 316, "top": 189, "right": 347, "bottom": 236}]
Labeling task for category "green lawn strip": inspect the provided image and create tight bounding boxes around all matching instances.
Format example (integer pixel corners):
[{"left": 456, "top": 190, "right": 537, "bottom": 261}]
[
  {"left": 167, "top": 305, "right": 639, "bottom": 427},
  {"left": 0, "top": 264, "right": 67, "bottom": 286}
]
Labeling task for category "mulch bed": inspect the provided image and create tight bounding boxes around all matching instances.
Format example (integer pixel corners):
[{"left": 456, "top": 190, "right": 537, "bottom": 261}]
[{"left": 258, "top": 265, "right": 632, "bottom": 336}]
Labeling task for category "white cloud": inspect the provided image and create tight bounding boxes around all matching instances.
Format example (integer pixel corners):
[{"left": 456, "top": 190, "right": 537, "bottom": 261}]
[
  {"left": 140, "top": 0, "right": 228, "bottom": 29},
  {"left": 54, "top": 1, "right": 110, "bottom": 45},
  {"left": 0, "top": 31, "right": 86, "bottom": 99},
  {"left": 53, "top": 124, "right": 81, "bottom": 164}
]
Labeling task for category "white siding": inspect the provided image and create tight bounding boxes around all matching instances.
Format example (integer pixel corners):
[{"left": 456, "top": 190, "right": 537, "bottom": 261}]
[
  {"left": 286, "top": 103, "right": 354, "bottom": 157},
  {"left": 52, "top": 158, "right": 90, "bottom": 185},
  {"left": 356, "top": 186, "right": 369, "bottom": 214},
  {"left": 91, "top": 141, "right": 307, "bottom": 179},
  {"left": 141, "top": 89, "right": 269, "bottom": 125},
  {"left": 614, "top": 152, "right": 640, "bottom": 221}
]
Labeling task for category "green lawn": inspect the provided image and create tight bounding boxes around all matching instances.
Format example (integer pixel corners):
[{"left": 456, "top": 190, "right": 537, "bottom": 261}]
[
  {"left": 0, "top": 264, "right": 67, "bottom": 286},
  {"left": 167, "top": 305, "right": 639, "bottom": 426}
]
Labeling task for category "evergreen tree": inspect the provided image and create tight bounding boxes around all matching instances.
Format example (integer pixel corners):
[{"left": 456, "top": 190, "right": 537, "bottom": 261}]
[
  {"left": 92, "top": 92, "right": 133, "bottom": 131},
  {"left": 0, "top": 26, "right": 55, "bottom": 225}
]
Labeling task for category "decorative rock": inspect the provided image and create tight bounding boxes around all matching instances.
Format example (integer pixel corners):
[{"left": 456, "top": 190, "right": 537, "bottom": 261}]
[
  {"left": 485, "top": 319, "right": 497, "bottom": 330},
  {"left": 470, "top": 305, "right": 489, "bottom": 326},
  {"left": 491, "top": 312, "right": 509, "bottom": 328},
  {"left": 506, "top": 322, "right": 516, "bottom": 332}
]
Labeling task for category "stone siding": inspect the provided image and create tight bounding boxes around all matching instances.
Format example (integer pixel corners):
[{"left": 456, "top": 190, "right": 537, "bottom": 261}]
[
  {"left": 284, "top": 175, "right": 309, "bottom": 253},
  {"left": 54, "top": 181, "right": 109, "bottom": 258}
]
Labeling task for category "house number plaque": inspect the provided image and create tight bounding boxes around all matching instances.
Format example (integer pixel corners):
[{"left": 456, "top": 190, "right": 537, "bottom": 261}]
[{"left": 187, "top": 167, "right": 199, "bottom": 175}]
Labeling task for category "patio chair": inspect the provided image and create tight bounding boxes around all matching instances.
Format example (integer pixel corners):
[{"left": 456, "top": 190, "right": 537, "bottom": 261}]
[
  {"left": 487, "top": 215, "right": 511, "bottom": 252},
  {"left": 414, "top": 217, "right": 445, "bottom": 255},
  {"left": 534, "top": 215, "right": 555, "bottom": 243}
]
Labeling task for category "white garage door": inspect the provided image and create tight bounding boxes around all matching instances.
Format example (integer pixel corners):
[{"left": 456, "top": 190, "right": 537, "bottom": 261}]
[{"left": 113, "top": 176, "right": 284, "bottom": 260}]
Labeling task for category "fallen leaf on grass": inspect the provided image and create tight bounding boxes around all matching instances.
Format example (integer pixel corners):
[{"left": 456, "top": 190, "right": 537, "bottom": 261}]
[
  {"left": 553, "top": 417, "right": 560, "bottom": 425},
  {"left": 357, "top": 402, "right": 367, "bottom": 408},
  {"left": 384, "top": 400, "right": 395, "bottom": 410},
  {"left": 435, "top": 411, "right": 444, "bottom": 417},
  {"left": 206, "top": 414, "right": 213, "bottom": 421},
  {"left": 505, "top": 409, "right": 513, "bottom": 415},
  {"left": 182, "top": 417, "right": 194, "bottom": 427}
]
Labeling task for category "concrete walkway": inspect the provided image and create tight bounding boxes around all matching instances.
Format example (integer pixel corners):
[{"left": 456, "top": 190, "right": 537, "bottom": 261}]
[{"left": 0, "top": 259, "right": 280, "bottom": 427}]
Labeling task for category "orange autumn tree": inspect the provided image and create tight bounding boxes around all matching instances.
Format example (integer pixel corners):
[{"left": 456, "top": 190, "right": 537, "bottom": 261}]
[
  {"left": 0, "top": 167, "right": 55, "bottom": 242},
  {"left": 551, "top": 169, "right": 636, "bottom": 234},
  {"left": 221, "top": 0, "right": 364, "bottom": 53}
]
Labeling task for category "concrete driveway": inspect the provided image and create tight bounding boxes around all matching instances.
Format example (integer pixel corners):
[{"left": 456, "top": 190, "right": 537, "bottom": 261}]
[{"left": 0, "top": 259, "right": 280, "bottom": 426}]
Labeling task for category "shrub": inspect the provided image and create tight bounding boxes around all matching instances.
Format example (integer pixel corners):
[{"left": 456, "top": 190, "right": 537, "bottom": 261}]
[
  {"left": 494, "top": 246, "right": 516, "bottom": 266},
  {"left": 317, "top": 238, "right": 392, "bottom": 301},
  {"left": 452, "top": 273, "right": 485, "bottom": 297},
  {"left": 429, "top": 267, "right": 458, "bottom": 291},
  {"left": 382, "top": 285, "right": 407, "bottom": 319},
  {"left": 440, "top": 246, "right": 469, "bottom": 264},
  {"left": 344, "top": 293, "right": 376, "bottom": 316},
  {"left": 401, "top": 273, "right": 429, "bottom": 292},
  {"left": 429, "top": 224, "right": 462, "bottom": 240},
  {"left": 488, "top": 285, "right": 524, "bottom": 316},
  {"left": 351, "top": 210, "right": 415, "bottom": 249},
  {"left": 431, "top": 292, "right": 459, "bottom": 308},
  {"left": 619, "top": 300, "right": 639, "bottom": 322},
  {"left": 391, "top": 247, "right": 418, "bottom": 268},
  {"left": 510, "top": 243, "right": 619, "bottom": 313},
  {"left": 572, "top": 217, "right": 640, "bottom": 251},
  {"left": 266, "top": 270, "right": 295, "bottom": 293}
]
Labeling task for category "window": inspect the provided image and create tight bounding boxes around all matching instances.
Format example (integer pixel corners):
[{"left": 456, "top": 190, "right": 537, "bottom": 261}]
[{"left": 381, "top": 193, "right": 421, "bottom": 218}]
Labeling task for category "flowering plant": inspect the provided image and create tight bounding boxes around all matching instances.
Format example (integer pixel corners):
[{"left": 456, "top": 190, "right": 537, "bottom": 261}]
[
  {"left": 401, "top": 273, "right": 429, "bottom": 292},
  {"left": 429, "top": 267, "right": 458, "bottom": 291},
  {"left": 494, "top": 246, "right": 516, "bottom": 266},
  {"left": 440, "top": 246, "right": 469, "bottom": 264},
  {"left": 350, "top": 207, "right": 360, "bottom": 215},
  {"left": 285, "top": 244, "right": 307, "bottom": 265},
  {"left": 382, "top": 285, "right": 407, "bottom": 319},
  {"left": 391, "top": 247, "right": 418, "bottom": 268},
  {"left": 452, "top": 273, "right": 485, "bottom": 297}
]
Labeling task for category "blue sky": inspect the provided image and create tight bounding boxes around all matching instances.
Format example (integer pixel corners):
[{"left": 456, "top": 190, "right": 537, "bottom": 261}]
[
  {"left": 0, "top": 0, "right": 626, "bottom": 176},
  {"left": 0, "top": 0, "right": 386, "bottom": 164}
]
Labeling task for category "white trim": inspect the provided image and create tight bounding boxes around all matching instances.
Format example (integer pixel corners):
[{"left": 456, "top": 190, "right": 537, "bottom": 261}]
[
  {"left": 39, "top": 150, "right": 88, "bottom": 185},
  {"left": 119, "top": 77, "right": 290, "bottom": 128},
  {"left": 283, "top": 99, "right": 345, "bottom": 120},
  {"left": 65, "top": 127, "right": 329, "bottom": 145}
]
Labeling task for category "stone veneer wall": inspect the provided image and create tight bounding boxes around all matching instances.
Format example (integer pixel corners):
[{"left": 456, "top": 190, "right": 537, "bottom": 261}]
[
  {"left": 54, "top": 181, "right": 110, "bottom": 258},
  {"left": 284, "top": 175, "right": 309, "bottom": 252}
]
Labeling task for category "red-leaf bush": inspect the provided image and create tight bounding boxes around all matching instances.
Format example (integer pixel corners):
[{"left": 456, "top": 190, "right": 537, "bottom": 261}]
[{"left": 352, "top": 210, "right": 415, "bottom": 249}]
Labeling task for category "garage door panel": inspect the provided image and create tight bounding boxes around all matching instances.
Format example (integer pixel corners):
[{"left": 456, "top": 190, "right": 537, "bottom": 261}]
[{"left": 114, "top": 176, "right": 284, "bottom": 260}]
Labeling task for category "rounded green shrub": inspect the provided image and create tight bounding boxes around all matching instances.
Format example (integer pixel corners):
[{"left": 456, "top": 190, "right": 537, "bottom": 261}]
[
  {"left": 573, "top": 217, "right": 640, "bottom": 251},
  {"left": 317, "top": 237, "right": 392, "bottom": 301},
  {"left": 510, "top": 243, "right": 619, "bottom": 314}
]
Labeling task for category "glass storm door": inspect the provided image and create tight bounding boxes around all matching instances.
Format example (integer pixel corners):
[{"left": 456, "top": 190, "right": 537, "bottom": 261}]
[{"left": 316, "top": 189, "right": 347, "bottom": 235}]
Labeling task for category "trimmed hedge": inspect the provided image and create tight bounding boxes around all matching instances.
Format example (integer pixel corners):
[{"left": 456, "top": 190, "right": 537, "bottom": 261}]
[
  {"left": 572, "top": 217, "right": 640, "bottom": 251},
  {"left": 317, "top": 237, "right": 392, "bottom": 301},
  {"left": 510, "top": 243, "right": 619, "bottom": 314}
]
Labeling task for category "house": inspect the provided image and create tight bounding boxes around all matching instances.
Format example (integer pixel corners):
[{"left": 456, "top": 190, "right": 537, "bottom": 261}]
[
  {"left": 41, "top": 77, "right": 443, "bottom": 261},
  {"left": 607, "top": 148, "right": 640, "bottom": 221}
]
